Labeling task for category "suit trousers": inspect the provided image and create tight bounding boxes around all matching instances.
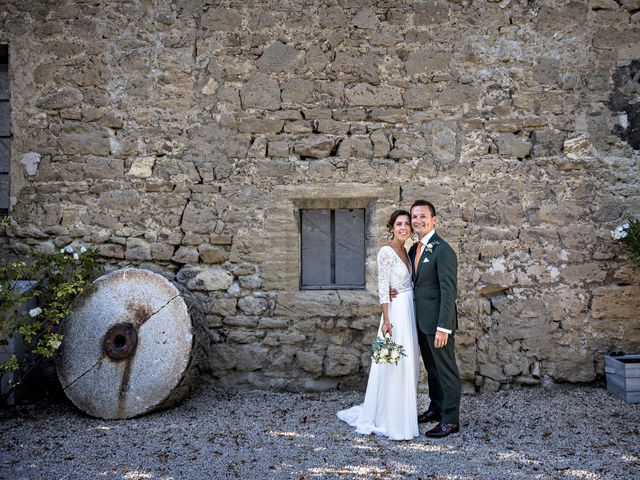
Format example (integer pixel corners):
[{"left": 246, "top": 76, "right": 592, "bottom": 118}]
[{"left": 417, "top": 328, "right": 461, "bottom": 424}]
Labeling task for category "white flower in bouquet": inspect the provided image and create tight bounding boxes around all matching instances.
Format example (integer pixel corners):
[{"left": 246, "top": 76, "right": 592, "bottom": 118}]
[
  {"left": 369, "top": 333, "right": 407, "bottom": 366},
  {"left": 29, "top": 307, "right": 42, "bottom": 317}
]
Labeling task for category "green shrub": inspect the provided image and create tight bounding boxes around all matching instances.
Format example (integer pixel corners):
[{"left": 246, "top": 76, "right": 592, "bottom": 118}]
[{"left": 0, "top": 245, "right": 102, "bottom": 387}]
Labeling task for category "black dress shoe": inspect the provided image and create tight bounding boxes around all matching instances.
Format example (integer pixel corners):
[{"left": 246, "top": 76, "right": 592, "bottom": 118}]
[
  {"left": 424, "top": 422, "right": 459, "bottom": 438},
  {"left": 417, "top": 410, "right": 442, "bottom": 423}
]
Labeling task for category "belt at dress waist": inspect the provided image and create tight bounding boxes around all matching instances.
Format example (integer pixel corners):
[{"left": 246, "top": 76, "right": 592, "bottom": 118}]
[{"left": 392, "top": 286, "right": 413, "bottom": 294}]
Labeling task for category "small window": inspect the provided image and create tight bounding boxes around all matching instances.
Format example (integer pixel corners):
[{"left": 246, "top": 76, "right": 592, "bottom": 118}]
[
  {"left": 300, "top": 209, "right": 365, "bottom": 289},
  {"left": 0, "top": 44, "right": 9, "bottom": 214}
]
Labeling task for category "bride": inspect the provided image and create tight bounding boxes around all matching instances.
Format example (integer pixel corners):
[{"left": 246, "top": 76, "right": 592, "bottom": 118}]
[{"left": 337, "top": 210, "right": 420, "bottom": 441}]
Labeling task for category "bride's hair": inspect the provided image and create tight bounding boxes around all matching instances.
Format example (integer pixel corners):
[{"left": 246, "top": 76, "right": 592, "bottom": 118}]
[{"left": 387, "top": 210, "right": 412, "bottom": 234}]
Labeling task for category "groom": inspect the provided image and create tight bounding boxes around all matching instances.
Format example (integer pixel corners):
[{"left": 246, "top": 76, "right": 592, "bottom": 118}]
[{"left": 409, "top": 199, "right": 461, "bottom": 438}]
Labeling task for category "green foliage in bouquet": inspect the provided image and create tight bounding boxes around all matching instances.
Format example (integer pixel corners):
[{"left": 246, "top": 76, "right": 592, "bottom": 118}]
[
  {"left": 369, "top": 334, "right": 407, "bottom": 365},
  {"left": 0, "top": 245, "right": 102, "bottom": 382},
  {"left": 611, "top": 219, "right": 640, "bottom": 267}
]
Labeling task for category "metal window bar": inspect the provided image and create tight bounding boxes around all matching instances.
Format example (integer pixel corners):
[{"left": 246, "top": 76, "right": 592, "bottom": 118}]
[{"left": 0, "top": 44, "right": 9, "bottom": 215}]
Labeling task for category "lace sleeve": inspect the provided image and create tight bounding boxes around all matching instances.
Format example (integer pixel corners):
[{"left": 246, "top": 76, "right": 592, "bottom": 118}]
[{"left": 377, "top": 247, "right": 393, "bottom": 304}]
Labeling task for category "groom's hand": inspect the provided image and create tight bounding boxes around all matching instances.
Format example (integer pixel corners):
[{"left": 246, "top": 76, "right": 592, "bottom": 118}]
[
  {"left": 388, "top": 288, "right": 398, "bottom": 301},
  {"left": 434, "top": 331, "right": 449, "bottom": 348}
]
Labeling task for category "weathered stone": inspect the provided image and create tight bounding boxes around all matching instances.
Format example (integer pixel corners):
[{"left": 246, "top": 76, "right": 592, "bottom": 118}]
[
  {"left": 284, "top": 120, "right": 313, "bottom": 134},
  {"left": 405, "top": 49, "right": 450, "bottom": 75},
  {"left": 223, "top": 315, "right": 259, "bottom": 328},
  {"left": 151, "top": 243, "right": 174, "bottom": 261},
  {"left": 240, "top": 74, "right": 280, "bottom": 110},
  {"left": 125, "top": 238, "right": 152, "bottom": 261},
  {"left": 238, "top": 118, "right": 284, "bottom": 134},
  {"left": 209, "top": 344, "right": 236, "bottom": 373},
  {"left": 294, "top": 134, "right": 335, "bottom": 158},
  {"left": 172, "top": 246, "right": 199, "bottom": 264},
  {"left": 201, "top": 8, "right": 241, "bottom": 30},
  {"left": 36, "top": 87, "right": 82, "bottom": 109},
  {"left": 370, "top": 130, "right": 391, "bottom": 158},
  {"left": 495, "top": 134, "right": 531, "bottom": 158},
  {"left": 281, "top": 78, "right": 314, "bottom": 105},
  {"left": 239, "top": 273, "right": 262, "bottom": 289},
  {"left": 176, "top": 266, "right": 234, "bottom": 291},
  {"left": 324, "top": 345, "right": 360, "bottom": 376},
  {"left": 592, "top": 286, "right": 640, "bottom": 319},
  {"left": 59, "top": 127, "right": 111, "bottom": 156},
  {"left": 337, "top": 136, "right": 373, "bottom": 158},
  {"left": 351, "top": 7, "right": 379, "bottom": 29},
  {"left": 181, "top": 202, "right": 218, "bottom": 234},
  {"left": 403, "top": 84, "right": 437, "bottom": 109},
  {"left": 563, "top": 134, "right": 594, "bottom": 159},
  {"left": 316, "top": 119, "right": 350, "bottom": 135},
  {"left": 198, "top": 245, "right": 228, "bottom": 264},
  {"left": 345, "top": 83, "right": 403, "bottom": 107},
  {"left": 414, "top": 1, "right": 450, "bottom": 26},
  {"left": 297, "top": 350, "right": 324, "bottom": 374},
  {"left": 95, "top": 243, "right": 124, "bottom": 259},
  {"left": 235, "top": 345, "right": 269, "bottom": 372},
  {"left": 263, "top": 332, "right": 306, "bottom": 346},
  {"left": 267, "top": 140, "right": 289, "bottom": 158},
  {"left": 238, "top": 295, "right": 269, "bottom": 315},
  {"left": 256, "top": 41, "right": 298, "bottom": 73}
]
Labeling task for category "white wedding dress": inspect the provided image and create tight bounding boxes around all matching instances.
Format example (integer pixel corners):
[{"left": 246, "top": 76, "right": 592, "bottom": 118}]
[{"left": 337, "top": 246, "right": 420, "bottom": 441}]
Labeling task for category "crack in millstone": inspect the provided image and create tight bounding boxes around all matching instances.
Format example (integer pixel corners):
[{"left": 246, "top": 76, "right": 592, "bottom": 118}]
[
  {"left": 136, "top": 293, "right": 182, "bottom": 328},
  {"left": 62, "top": 294, "right": 183, "bottom": 391}
]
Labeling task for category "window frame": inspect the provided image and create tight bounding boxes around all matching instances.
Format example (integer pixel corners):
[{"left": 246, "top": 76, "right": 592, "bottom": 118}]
[{"left": 299, "top": 208, "right": 366, "bottom": 290}]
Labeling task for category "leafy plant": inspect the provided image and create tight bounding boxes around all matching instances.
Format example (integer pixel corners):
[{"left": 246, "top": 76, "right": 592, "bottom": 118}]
[
  {"left": 0, "top": 245, "right": 102, "bottom": 390},
  {"left": 611, "top": 219, "right": 640, "bottom": 267}
]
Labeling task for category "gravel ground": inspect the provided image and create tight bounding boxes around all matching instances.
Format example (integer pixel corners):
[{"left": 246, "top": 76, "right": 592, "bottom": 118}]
[{"left": 1, "top": 382, "right": 639, "bottom": 480}]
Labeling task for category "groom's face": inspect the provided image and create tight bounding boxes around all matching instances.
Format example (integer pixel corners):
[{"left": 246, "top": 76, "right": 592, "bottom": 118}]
[{"left": 411, "top": 205, "right": 436, "bottom": 238}]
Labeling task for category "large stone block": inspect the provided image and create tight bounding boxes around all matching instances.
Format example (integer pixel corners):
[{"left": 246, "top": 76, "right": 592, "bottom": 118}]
[
  {"left": 201, "top": 8, "right": 241, "bottom": 30},
  {"left": 337, "top": 136, "right": 373, "bottom": 158},
  {"left": 324, "top": 345, "right": 360, "bottom": 376},
  {"left": 293, "top": 134, "right": 335, "bottom": 158},
  {"left": 405, "top": 48, "right": 450, "bottom": 75},
  {"left": 495, "top": 134, "right": 531, "bottom": 158},
  {"left": 345, "top": 83, "right": 402, "bottom": 107},
  {"left": 36, "top": 87, "right": 83, "bottom": 109},
  {"left": 296, "top": 349, "right": 324, "bottom": 375},
  {"left": 181, "top": 202, "right": 218, "bottom": 234},
  {"left": 403, "top": 84, "right": 437, "bottom": 109},
  {"left": 238, "top": 118, "right": 284, "bottom": 134},
  {"left": 59, "top": 127, "right": 111, "bottom": 156},
  {"left": 256, "top": 41, "right": 299, "bottom": 73},
  {"left": 592, "top": 286, "right": 640, "bottom": 320},
  {"left": 235, "top": 345, "right": 269, "bottom": 372},
  {"left": 240, "top": 74, "right": 280, "bottom": 110},
  {"left": 238, "top": 295, "right": 269, "bottom": 315},
  {"left": 176, "top": 266, "right": 234, "bottom": 291}
]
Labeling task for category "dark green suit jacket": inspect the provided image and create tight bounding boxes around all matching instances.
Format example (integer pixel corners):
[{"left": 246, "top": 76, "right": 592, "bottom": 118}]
[{"left": 409, "top": 232, "right": 458, "bottom": 335}]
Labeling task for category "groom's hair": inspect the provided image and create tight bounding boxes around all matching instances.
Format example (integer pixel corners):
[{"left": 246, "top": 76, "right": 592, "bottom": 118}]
[{"left": 410, "top": 199, "right": 436, "bottom": 217}]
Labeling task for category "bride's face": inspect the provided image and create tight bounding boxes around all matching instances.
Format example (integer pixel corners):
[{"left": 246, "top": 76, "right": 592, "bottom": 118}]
[{"left": 392, "top": 215, "right": 412, "bottom": 242}]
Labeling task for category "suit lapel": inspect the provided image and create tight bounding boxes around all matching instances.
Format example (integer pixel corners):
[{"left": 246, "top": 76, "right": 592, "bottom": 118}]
[{"left": 415, "top": 232, "right": 440, "bottom": 281}]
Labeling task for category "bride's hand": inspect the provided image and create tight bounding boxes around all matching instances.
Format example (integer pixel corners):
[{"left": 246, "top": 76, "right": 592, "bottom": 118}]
[{"left": 382, "top": 321, "right": 392, "bottom": 337}]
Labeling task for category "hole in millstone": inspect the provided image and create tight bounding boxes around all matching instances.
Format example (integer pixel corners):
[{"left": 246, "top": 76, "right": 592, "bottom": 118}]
[
  {"left": 103, "top": 323, "right": 138, "bottom": 361},
  {"left": 113, "top": 334, "right": 127, "bottom": 349}
]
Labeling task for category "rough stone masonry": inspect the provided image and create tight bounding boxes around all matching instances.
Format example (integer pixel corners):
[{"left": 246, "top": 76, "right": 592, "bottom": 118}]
[{"left": 0, "top": 0, "right": 639, "bottom": 394}]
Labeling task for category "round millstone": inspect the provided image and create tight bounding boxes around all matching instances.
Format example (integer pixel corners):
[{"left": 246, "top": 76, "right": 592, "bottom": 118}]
[{"left": 56, "top": 268, "right": 205, "bottom": 419}]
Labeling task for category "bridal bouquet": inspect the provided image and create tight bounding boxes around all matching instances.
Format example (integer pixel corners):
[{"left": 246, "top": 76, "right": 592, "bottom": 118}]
[{"left": 369, "top": 334, "right": 407, "bottom": 365}]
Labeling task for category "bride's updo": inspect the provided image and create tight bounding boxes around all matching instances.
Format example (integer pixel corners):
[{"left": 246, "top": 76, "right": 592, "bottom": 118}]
[{"left": 387, "top": 209, "right": 412, "bottom": 233}]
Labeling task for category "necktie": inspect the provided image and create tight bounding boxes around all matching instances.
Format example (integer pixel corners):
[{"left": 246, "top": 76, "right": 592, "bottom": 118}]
[{"left": 415, "top": 242, "right": 423, "bottom": 271}]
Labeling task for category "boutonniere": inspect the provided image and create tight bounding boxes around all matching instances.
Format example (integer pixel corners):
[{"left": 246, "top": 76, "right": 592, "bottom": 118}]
[{"left": 425, "top": 240, "right": 440, "bottom": 254}]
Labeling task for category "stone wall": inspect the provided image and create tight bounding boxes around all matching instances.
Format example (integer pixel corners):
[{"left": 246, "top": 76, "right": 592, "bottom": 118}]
[{"left": 1, "top": 0, "right": 639, "bottom": 393}]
